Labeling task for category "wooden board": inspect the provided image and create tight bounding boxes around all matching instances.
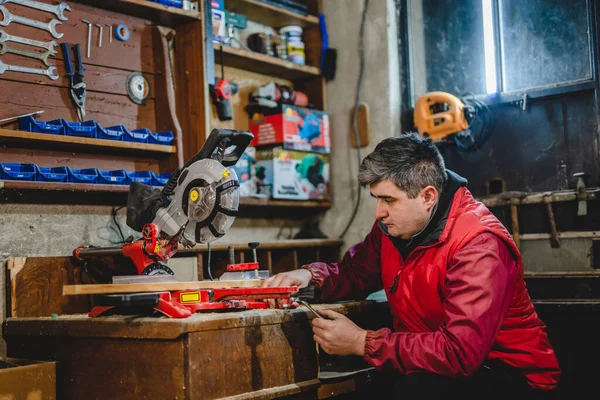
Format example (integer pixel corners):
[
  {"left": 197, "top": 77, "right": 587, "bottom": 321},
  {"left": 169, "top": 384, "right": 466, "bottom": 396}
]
[
  {"left": 8, "top": 257, "right": 89, "bottom": 318},
  {"left": 0, "top": 129, "right": 175, "bottom": 154},
  {"left": 63, "top": 279, "right": 265, "bottom": 295},
  {"left": 225, "top": 0, "right": 319, "bottom": 28}
]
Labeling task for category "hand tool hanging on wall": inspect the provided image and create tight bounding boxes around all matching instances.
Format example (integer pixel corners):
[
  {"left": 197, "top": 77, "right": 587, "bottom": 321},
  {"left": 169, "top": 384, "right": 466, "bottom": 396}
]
[
  {"left": 0, "top": 6, "right": 63, "bottom": 39},
  {"left": 95, "top": 23, "right": 102, "bottom": 47},
  {"left": 0, "top": 30, "right": 58, "bottom": 54},
  {"left": 61, "top": 43, "right": 86, "bottom": 122},
  {"left": 210, "top": 46, "right": 238, "bottom": 121},
  {"left": 0, "top": 42, "right": 53, "bottom": 66},
  {"left": 0, "top": 59, "right": 58, "bottom": 79},
  {"left": 0, "top": 0, "right": 71, "bottom": 21},
  {"left": 126, "top": 72, "right": 150, "bottom": 105},
  {"left": 81, "top": 19, "right": 92, "bottom": 58}
]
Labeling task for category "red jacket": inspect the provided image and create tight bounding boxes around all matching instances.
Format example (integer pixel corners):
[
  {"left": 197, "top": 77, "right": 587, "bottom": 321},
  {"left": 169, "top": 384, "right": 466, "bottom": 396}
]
[{"left": 305, "top": 186, "right": 560, "bottom": 390}]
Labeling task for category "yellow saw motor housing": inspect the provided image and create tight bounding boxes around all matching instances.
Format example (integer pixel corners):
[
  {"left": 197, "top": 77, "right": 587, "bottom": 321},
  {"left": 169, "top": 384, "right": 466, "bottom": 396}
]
[{"left": 414, "top": 92, "right": 469, "bottom": 140}]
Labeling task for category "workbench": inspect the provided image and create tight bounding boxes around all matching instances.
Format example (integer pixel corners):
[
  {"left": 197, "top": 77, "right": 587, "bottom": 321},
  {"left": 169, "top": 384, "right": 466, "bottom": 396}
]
[{"left": 4, "top": 300, "right": 391, "bottom": 400}]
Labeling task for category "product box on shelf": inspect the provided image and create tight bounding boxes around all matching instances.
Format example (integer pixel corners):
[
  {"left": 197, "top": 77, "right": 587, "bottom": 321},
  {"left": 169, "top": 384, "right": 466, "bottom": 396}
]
[
  {"left": 254, "top": 147, "right": 330, "bottom": 201},
  {"left": 246, "top": 104, "right": 330, "bottom": 154}
]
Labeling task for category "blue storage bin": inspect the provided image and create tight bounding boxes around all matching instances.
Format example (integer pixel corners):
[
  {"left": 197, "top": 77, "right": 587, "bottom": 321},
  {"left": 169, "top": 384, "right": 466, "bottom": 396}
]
[
  {"left": 149, "top": 0, "right": 183, "bottom": 8},
  {"left": 98, "top": 169, "right": 130, "bottom": 185},
  {"left": 18, "top": 116, "right": 64, "bottom": 135},
  {"left": 95, "top": 123, "right": 124, "bottom": 141},
  {"left": 127, "top": 170, "right": 154, "bottom": 185},
  {"left": 149, "top": 131, "right": 175, "bottom": 145},
  {"left": 151, "top": 172, "right": 171, "bottom": 186},
  {"left": 0, "top": 163, "right": 37, "bottom": 181},
  {"left": 37, "top": 166, "right": 68, "bottom": 182},
  {"left": 128, "top": 128, "right": 151, "bottom": 143},
  {"left": 48, "top": 119, "right": 96, "bottom": 138},
  {"left": 68, "top": 167, "right": 99, "bottom": 184}
]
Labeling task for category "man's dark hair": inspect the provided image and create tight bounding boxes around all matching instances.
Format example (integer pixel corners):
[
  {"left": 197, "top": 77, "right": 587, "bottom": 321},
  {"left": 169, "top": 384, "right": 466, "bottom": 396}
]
[{"left": 358, "top": 132, "right": 448, "bottom": 198}]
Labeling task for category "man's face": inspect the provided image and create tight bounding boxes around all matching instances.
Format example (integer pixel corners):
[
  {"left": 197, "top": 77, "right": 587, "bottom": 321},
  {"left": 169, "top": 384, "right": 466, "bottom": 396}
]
[{"left": 370, "top": 180, "right": 437, "bottom": 240}]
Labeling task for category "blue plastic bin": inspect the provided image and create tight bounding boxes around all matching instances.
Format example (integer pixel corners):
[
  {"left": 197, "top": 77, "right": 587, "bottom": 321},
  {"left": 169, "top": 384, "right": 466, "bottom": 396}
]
[
  {"left": 95, "top": 123, "right": 124, "bottom": 141},
  {"left": 37, "top": 166, "right": 69, "bottom": 182},
  {"left": 149, "top": 131, "right": 175, "bottom": 145},
  {"left": 98, "top": 169, "right": 130, "bottom": 185},
  {"left": 128, "top": 128, "right": 151, "bottom": 143},
  {"left": 0, "top": 163, "right": 37, "bottom": 181},
  {"left": 68, "top": 167, "right": 99, "bottom": 184},
  {"left": 48, "top": 119, "right": 96, "bottom": 138},
  {"left": 127, "top": 170, "right": 154, "bottom": 185},
  {"left": 18, "top": 116, "right": 64, "bottom": 135},
  {"left": 151, "top": 172, "right": 171, "bottom": 186}
]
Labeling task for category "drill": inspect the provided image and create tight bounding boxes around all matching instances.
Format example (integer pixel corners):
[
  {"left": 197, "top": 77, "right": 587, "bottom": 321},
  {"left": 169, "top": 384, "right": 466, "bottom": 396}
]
[{"left": 210, "top": 78, "right": 239, "bottom": 121}]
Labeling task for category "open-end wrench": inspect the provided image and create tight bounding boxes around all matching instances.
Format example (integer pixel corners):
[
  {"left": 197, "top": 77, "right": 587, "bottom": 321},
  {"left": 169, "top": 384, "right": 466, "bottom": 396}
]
[
  {"left": 0, "top": 0, "right": 71, "bottom": 21},
  {"left": 0, "top": 6, "right": 63, "bottom": 39},
  {"left": 0, "top": 30, "right": 57, "bottom": 55},
  {"left": 0, "top": 42, "right": 52, "bottom": 66},
  {"left": 0, "top": 60, "right": 59, "bottom": 80}
]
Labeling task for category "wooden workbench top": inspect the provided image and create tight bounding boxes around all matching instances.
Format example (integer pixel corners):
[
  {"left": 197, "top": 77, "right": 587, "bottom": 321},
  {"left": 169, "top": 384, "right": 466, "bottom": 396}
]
[{"left": 5, "top": 300, "right": 389, "bottom": 340}]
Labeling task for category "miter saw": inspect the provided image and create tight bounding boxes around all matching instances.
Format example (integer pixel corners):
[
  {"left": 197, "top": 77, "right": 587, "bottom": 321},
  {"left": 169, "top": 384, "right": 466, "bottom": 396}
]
[
  {"left": 73, "top": 129, "right": 298, "bottom": 317},
  {"left": 413, "top": 91, "right": 493, "bottom": 150}
]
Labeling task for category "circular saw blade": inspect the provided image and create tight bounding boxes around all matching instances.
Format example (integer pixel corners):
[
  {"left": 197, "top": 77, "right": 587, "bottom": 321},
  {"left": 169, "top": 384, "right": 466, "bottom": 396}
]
[{"left": 126, "top": 72, "right": 151, "bottom": 105}]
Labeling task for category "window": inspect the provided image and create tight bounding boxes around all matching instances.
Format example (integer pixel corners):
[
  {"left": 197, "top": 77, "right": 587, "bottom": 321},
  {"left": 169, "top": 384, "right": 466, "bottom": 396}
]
[{"left": 406, "top": 0, "right": 593, "bottom": 104}]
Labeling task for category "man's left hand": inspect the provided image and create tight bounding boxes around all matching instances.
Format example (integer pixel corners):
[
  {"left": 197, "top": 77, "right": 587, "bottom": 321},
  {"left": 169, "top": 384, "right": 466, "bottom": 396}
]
[{"left": 311, "top": 309, "right": 367, "bottom": 356}]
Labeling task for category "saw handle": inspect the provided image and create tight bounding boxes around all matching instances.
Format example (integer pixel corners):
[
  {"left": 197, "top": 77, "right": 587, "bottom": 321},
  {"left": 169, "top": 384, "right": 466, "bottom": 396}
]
[{"left": 190, "top": 128, "right": 254, "bottom": 167}]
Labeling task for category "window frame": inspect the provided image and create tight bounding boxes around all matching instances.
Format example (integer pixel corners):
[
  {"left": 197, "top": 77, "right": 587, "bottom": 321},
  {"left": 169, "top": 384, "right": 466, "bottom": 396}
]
[{"left": 399, "top": 0, "right": 599, "bottom": 108}]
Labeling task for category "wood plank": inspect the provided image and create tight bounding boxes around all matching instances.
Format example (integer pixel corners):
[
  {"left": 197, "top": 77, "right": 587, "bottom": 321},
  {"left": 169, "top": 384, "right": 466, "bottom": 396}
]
[
  {"left": 0, "top": 80, "right": 157, "bottom": 132},
  {"left": 0, "top": 1, "right": 157, "bottom": 73},
  {"left": 215, "top": 44, "right": 320, "bottom": 80},
  {"left": 520, "top": 231, "right": 600, "bottom": 240},
  {"left": 239, "top": 197, "right": 331, "bottom": 208},
  {"left": 63, "top": 279, "right": 265, "bottom": 295},
  {"left": 0, "top": 146, "right": 161, "bottom": 172},
  {"left": 175, "top": 20, "right": 208, "bottom": 162},
  {"left": 226, "top": 0, "right": 319, "bottom": 28},
  {"left": 0, "top": 129, "right": 175, "bottom": 154},
  {"left": 0, "top": 56, "right": 156, "bottom": 99},
  {"left": 478, "top": 188, "right": 599, "bottom": 207},
  {"left": 188, "top": 324, "right": 318, "bottom": 398},
  {"left": 72, "top": 0, "right": 202, "bottom": 26},
  {"left": 1, "top": 180, "right": 130, "bottom": 193},
  {"left": 8, "top": 256, "right": 89, "bottom": 317},
  {"left": 177, "top": 239, "right": 344, "bottom": 253}
]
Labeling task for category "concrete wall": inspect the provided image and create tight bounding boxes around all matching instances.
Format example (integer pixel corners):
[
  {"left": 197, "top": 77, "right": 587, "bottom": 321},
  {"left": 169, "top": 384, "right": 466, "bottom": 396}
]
[{"left": 319, "top": 0, "right": 401, "bottom": 249}]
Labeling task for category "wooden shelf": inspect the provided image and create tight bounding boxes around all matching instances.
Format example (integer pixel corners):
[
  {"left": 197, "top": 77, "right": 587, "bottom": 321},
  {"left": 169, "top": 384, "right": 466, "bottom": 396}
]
[
  {"left": 0, "top": 180, "right": 130, "bottom": 193},
  {"left": 226, "top": 0, "right": 319, "bottom": 28},
  {"left": 178, "top": 238, "right": 343, "bottom": 253},
  {"left": 0, "top": 129, "right": 176, "bottom": 156},
  {"left": 215, "top": 44, "right": 321, "bottom": 80},
  {"left": 239, "top": 196, "right": 331, "bottom": 208},
  {"left": 72, "top": 0, "right": 202, "bottom": 26}
]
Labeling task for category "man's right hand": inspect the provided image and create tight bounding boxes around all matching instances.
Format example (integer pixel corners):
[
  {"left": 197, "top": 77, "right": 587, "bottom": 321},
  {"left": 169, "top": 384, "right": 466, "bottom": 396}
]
[{"left": 262, "top": 268, "right": 313, "bottom": 288}]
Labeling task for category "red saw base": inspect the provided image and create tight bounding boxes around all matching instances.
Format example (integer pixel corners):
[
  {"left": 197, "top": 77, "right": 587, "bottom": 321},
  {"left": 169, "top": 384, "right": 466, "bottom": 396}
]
[{"left": 89, "top": 286, "right": 299, "bottom": 318}]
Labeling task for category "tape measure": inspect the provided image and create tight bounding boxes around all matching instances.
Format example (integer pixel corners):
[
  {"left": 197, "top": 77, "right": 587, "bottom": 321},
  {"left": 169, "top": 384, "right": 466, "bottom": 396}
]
[{"left": 126, "top": 72, "right": 150, "bottom": 105}]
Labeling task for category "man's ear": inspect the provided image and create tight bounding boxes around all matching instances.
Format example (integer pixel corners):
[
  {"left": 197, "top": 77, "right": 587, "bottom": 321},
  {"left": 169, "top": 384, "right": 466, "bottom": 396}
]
[{"left": 421, "top": 186, "right": 439, "bottom": 211}]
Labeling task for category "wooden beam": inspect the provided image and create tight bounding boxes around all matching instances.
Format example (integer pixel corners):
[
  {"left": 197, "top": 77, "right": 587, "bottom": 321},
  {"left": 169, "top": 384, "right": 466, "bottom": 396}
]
[{"left": 63, "top": 280, "right": 264, "bottom": 295}]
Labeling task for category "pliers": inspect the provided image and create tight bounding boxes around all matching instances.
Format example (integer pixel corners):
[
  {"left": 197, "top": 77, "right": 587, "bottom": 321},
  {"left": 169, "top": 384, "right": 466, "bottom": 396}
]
[{"left": 60, "top": 43, "right": 86, "bottom": 122}]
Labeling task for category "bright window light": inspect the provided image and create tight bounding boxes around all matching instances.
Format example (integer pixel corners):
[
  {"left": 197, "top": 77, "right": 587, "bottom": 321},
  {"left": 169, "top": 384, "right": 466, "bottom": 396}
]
[{"left": 482, "top": 0, "right": 497, "bottom": 94}]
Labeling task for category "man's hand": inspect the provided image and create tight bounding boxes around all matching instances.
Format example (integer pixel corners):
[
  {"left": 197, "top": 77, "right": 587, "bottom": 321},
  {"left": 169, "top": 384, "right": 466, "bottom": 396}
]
[
  {"left": 312, "top": 309, "right": 367, "bottom": 356},
  {"left": 262, "top": 269, "right": 312, "bottom": 288}
]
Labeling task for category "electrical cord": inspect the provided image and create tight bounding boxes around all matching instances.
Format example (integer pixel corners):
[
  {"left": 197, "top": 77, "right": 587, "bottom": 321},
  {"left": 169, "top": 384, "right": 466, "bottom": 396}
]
[
  {"left": 112, "top": 206, "right": 126, "bottom": 244},
  {"left": 454, "top": 93, "right": 494, "bottom": 151},
  {"left": 339, "top": 0, "right": 369, "bottom": 239}
]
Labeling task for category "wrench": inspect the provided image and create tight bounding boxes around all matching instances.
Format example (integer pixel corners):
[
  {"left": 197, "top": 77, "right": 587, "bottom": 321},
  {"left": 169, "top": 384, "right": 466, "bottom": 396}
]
[
  {"left": 0, "top": 29, "right": 57, "bottom": 54},
  {"left": 0, "top": 59, "right": 59, "bottom": 80},
  {"left": 0, "top": 42, "right": 52, "bottom": 66},
  {"left": 0, "top": 6, "right": 63, "bottom": 39},
  {"left": 0, "top": 0, "right": 70, "bottom": 21}
]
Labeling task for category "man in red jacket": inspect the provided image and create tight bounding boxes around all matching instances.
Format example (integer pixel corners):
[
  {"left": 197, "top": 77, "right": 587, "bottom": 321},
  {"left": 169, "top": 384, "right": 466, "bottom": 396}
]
[{"left": 263, "top": 133, "right": 560, "bottom": 399}]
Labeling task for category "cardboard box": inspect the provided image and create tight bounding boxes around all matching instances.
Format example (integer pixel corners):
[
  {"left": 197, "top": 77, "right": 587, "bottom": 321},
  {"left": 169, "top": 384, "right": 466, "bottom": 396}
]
[
  {"left": 247, "top": 104, "right": 331, "bottom": 154},
  {"left": 0, "top": 357, "right": 56, "bottom": 400},
  {"left": 255, "top": 147, "right": 330, "bottom": 200},
  {"left": 211, "top": 0, "right": 227, "bottom": 44}
]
